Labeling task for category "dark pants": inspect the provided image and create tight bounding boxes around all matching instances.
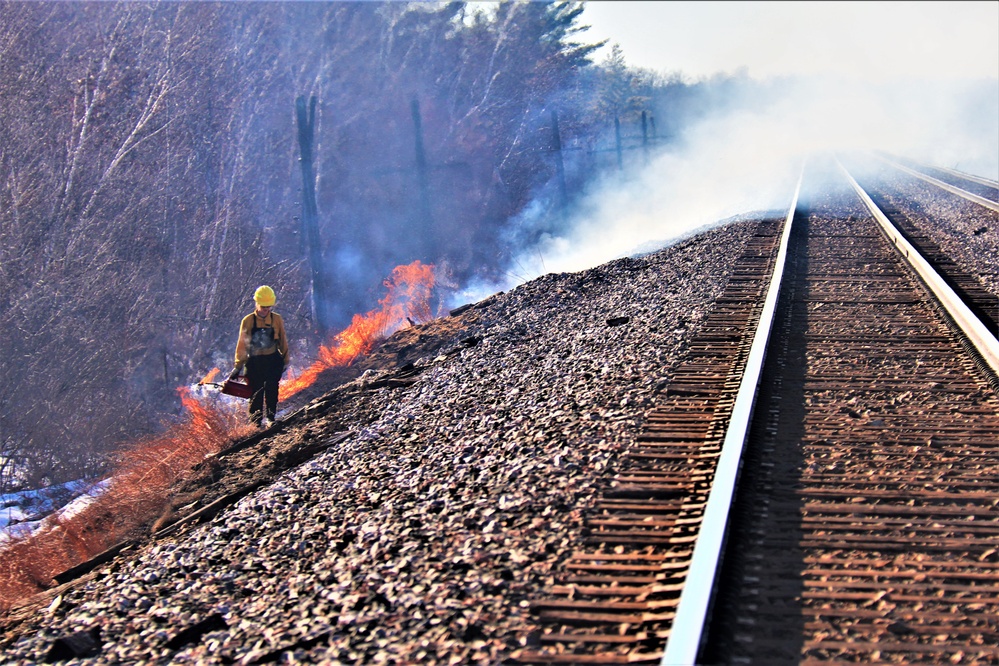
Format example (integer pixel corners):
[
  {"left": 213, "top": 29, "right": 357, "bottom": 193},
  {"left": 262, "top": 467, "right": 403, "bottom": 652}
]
[{"left": 246, "top": 353, "right": 284, "bottom": 425}]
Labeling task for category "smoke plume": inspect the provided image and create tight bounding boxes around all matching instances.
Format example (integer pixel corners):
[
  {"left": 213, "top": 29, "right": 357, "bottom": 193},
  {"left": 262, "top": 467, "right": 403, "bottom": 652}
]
[{"left": 454, "top": 72, "right": 998, "bottom": 305}]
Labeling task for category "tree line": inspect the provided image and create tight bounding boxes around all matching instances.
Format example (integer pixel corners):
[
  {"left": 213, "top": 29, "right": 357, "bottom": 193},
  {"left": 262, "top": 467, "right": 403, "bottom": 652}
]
[{"left": 0, "top": 1, "right": 754, "bottom": 492}]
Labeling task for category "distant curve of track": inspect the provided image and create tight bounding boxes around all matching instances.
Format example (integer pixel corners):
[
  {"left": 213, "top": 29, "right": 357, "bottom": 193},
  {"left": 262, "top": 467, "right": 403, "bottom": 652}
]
[{"left": 509, "top": 154, "right": 999, "bottom": 665}]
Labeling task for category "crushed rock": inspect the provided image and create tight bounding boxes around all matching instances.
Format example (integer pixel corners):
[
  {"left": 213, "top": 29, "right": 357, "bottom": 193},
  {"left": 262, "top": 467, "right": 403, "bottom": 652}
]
[{"left": 0, "top": 220, "right": 792, "bottom": 664}]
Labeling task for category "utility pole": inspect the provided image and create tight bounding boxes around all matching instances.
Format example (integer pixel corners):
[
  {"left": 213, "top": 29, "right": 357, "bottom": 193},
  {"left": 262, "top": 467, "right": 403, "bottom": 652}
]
[{"left": 295, "top": 95, "right": 331, "bottom": 336}]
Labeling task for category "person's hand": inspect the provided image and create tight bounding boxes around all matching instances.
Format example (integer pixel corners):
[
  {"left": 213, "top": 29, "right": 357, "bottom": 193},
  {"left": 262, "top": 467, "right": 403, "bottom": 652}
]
[{"left": 228, "top": 368, "right": 241, "bottom": 381}]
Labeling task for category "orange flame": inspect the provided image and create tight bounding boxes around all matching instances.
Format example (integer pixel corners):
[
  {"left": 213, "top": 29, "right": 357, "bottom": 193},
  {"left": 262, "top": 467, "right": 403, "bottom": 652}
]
[
  {"left": 200, "top": 367, "right": 221, "bottom": 384},
  {"left": 0, "top": 263, "right": 438, "bottom": 608},
  {"left": 281, "top": 261, "right": 436, "bottom": 398}
]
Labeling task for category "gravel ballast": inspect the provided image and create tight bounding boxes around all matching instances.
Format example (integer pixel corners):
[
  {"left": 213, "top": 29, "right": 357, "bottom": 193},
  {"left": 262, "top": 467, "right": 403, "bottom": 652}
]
[
  {"left": 5, "top": 170, "right": 995, "bottom": 664},
  {"left": 3, "top": 221, "right": 758, "bottom": 665}
]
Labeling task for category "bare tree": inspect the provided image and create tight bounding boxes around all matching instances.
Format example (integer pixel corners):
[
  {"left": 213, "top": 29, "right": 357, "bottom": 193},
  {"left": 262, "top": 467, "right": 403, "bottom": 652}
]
[{"left": 4, "top": 0, "right": 713, "bottom": 493}]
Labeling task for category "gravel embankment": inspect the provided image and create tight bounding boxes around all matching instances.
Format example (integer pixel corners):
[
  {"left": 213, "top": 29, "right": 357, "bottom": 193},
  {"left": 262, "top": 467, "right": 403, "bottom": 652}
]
[{"left": 3, "top": 221, "right": 758, "bottom": 665}]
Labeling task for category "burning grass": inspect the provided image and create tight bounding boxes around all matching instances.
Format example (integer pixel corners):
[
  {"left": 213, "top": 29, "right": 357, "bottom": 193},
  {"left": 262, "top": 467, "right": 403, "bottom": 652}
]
[
  {"left": 282, "top": 260, "right": 436, "bottom": 398},
  {"left": 0, "top": 390, "right": 253, "bottom": 610},
  {"left": 0, "top": 261, "right": 438, "bottom": 612}
]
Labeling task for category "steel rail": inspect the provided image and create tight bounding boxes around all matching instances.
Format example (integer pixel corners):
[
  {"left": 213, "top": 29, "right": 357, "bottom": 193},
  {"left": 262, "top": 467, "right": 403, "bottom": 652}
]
[
  {"left": 839, "top": 160, "right": 999, "bottom": 375},
  {"left": 875, "top": 154, "right": 999, "bottom": 213},
  {"left": 883, "top": 152, "right": 999, "bottom": 190},
  {"left": 701, "top": 170, "right": 999, "bottom": 664},
  {"left": 659, "top": 169, "right": 803, "bottom": 666},
  {"left": 921, "top": 163, "right": 999, "bottom": 190}
]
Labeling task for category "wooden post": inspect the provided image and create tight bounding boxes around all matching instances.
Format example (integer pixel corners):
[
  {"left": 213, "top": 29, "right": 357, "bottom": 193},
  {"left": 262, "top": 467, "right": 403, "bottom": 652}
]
[
  {"left": 410, "top": 99, "right": 433, "bottom": 260},
  {"left": 614, "top": 116, "right": 624, "bottom": 171},
  {"left": 551, "top": 110, "right": 568, "bottom": 219},
  {"left": 295, "top": 95, "right": 331, "bottom": 336},
  {"left": 641, "top": 111, "right": 650, "bottom": 164}
]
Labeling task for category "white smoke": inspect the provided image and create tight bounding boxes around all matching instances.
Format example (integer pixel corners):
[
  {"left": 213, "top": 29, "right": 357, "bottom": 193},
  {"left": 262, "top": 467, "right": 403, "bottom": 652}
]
[{"left": 453, "top": 71, "right": 998, "bottom": 305}]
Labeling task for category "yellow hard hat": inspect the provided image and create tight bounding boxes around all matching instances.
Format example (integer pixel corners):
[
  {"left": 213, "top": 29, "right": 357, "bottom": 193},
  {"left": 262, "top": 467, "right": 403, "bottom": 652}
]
[{"left": 253, "top": 285, "right": 276, "bottom": 307}]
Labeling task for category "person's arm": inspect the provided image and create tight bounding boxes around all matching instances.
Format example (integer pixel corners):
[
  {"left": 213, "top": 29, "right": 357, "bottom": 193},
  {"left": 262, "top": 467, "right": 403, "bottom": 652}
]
[
  {"left": 276, "top": 315, "right": 290, "bottom": 365},
  {"left": 232, "top": 315, "right": 251, "bottom": 377}
]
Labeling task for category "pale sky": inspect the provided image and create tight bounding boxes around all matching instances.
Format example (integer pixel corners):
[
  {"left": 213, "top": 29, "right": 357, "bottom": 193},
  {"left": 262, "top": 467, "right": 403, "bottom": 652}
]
[{"left": 580, "top": 1, "right": 999, "bottom": 83}]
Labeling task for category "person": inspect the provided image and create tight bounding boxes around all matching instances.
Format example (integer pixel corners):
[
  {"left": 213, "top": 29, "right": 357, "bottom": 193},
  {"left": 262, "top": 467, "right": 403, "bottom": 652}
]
[{"left": 230, "top": 285, "right": 289, "bottom": 426}]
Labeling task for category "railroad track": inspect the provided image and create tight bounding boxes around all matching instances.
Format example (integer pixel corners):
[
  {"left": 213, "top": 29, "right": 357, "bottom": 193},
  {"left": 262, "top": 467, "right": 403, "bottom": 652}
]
[
  {"left": 510, "top": 155, "right": 999, "bottom": 665},
  {"left": 877, "top": 153, "right": 999, "bottom": 212},
  {"left": 844, "top": 154, "right": 999, "bottom": 338}
]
